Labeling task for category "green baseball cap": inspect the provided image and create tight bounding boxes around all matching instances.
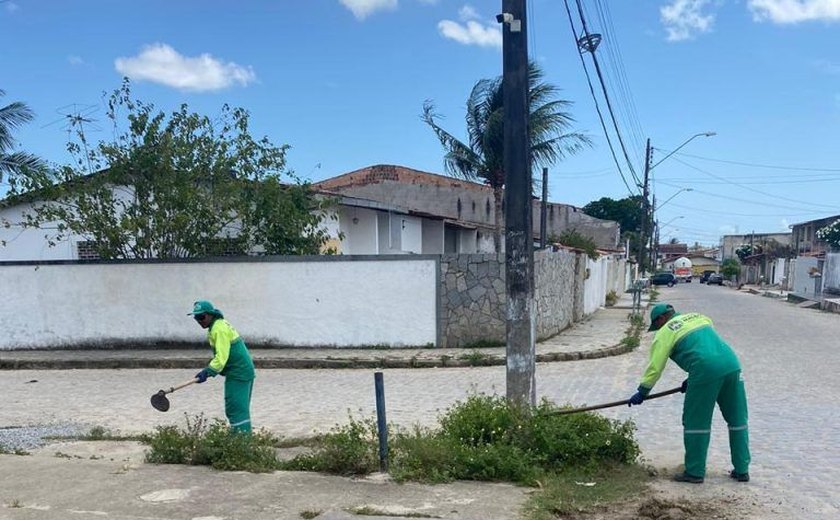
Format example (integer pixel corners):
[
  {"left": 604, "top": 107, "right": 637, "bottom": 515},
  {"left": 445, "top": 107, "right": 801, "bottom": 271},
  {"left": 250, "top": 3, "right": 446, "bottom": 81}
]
[
  {"left": 188, "top": 300, "right": 224, "bottom": 317},
  {"left": 648, "top": 303, "right": 675, "bottom": 332}
]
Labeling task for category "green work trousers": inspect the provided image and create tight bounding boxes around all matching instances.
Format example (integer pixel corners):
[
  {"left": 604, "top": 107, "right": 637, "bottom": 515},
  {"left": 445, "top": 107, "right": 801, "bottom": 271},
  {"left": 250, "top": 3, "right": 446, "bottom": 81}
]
[
  {"left": 682, "top": 370, "right": 750, "bottom": 478},
  {"left": 224, "top": 378, "right": 254, "bottom": 434}
]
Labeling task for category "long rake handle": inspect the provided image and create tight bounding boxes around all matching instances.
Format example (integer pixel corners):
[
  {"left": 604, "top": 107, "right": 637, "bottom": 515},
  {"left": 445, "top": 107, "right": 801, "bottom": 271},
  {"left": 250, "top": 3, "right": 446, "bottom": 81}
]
[
  {"left": 166, "top": 378, "right": 199, "bottom": 395},
  {"left": 549, "top": 386, "right": 683, "bottom": 416}
]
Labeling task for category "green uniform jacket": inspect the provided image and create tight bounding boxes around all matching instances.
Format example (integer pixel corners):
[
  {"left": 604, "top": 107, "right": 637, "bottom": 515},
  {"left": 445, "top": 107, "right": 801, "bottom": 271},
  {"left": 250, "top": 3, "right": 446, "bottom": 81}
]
[
  {"left": 205, "top": 318, "right": 256, "bottom": 381},
  {"left": 639, "top": 312, "right": 740, "bottom": 395}
]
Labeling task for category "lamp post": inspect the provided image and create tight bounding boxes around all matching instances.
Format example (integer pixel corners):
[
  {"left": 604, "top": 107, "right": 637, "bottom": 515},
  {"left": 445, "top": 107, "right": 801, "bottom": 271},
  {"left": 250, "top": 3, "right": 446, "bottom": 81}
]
[{"left": 638, "top": 133, "right": 715, "bottom": 275}]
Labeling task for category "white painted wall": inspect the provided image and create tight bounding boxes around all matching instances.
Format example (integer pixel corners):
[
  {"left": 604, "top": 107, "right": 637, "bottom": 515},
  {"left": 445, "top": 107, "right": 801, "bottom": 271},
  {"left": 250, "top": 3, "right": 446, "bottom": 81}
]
[
  {"left": 0, "top": 201, "right": 81, "bottom": 261},
  {"left": 824, "top": 253, "right": 840, "bottom": 293},
  {"left": 459, "top": 229, "right": 477, "bottom": 253},
  {"left": 399, "top": 215, "right": 423, "bottom": 254},
  {"left": 339, "top": 207, "right": 379, "bottom": 254},
  {"left": 583, "top": 256, "right": 608, "bottom": 314},
  {"left": 0, "top": 258, "right": 438, "bottom": 349}
]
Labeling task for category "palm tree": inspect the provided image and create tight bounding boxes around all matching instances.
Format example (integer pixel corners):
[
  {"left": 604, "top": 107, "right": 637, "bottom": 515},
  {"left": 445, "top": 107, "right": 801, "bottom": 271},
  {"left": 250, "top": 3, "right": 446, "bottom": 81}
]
[
  {"left": 422, "top": 63, "right": 591, "bottom": 252},
  {"left": 1, "top": 90, "right": 44, "bottom": 186}
]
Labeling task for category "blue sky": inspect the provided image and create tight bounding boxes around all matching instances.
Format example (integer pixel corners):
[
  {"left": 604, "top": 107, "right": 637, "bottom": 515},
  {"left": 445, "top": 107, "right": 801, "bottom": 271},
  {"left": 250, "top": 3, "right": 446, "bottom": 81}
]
[{"left": 2, "top": 0, "right": 839, "bottom": 246}]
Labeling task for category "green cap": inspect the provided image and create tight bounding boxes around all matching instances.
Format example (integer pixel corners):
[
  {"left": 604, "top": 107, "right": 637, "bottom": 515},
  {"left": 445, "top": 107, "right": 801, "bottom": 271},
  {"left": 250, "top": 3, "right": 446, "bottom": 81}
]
[
  {"left": 648, "top": 303, "right": 674, "bottom": 332},
  {"left": 188, "top": 300, "right": 224, "bottom": 317}
]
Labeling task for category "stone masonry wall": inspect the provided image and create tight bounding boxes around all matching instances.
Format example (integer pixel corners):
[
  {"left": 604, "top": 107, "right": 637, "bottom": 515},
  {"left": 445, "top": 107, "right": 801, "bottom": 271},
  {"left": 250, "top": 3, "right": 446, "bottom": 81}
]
[{"left": 439, "top": 250, "right": 581, "bottom": 347}]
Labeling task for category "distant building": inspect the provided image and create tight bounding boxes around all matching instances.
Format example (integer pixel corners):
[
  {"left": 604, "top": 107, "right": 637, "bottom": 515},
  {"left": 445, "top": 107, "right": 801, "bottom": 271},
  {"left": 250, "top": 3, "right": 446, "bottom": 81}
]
[
  {"left": 315, "top": 164, "right": 621, "bottom": 253},
  {"left": 790, "top": 215, "right": 840, "bottom": 257},
  {"left": 719, "top": 233, "right": 791, "bottom": 261}
]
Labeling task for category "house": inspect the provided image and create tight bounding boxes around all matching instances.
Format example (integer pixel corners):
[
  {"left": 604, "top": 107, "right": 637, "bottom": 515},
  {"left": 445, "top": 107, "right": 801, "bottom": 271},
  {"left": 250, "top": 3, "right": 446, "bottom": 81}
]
[
  {"left": 1, "top": 163, "right": 621, "bottom": 261},
  {"left": 315, "top": 164, "right": 621, "bottom": 253},
  {"left": 719, "top": 232, "right": 792, "bottom": 261},
  {"left": 789, "top": 215, "right": 839, "bottom": 257}
]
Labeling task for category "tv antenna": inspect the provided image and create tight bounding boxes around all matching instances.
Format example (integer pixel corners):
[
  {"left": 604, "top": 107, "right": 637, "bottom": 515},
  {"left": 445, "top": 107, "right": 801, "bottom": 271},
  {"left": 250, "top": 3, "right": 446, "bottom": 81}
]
[{"left": 42, "top": 103, "right": 101, "bottom": 173}]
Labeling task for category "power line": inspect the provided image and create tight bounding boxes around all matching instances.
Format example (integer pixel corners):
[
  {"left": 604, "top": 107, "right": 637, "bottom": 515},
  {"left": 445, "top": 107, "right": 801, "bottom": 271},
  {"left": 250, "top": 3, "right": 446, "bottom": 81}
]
[
  {"left": 661, "top": 150, "right": 840, "bottom": 172},
  {"left": 573, "top": 0, "right": 642, "bottom": 187},
  {"left": 657, "top": 180, "right": 831, "bottom": 212},
  {"left": 561, "top": 0, "right": 636, "bottom": 195},
  {"left": 669, "top": 202, "right": 826, "bottom": 218},
  {"left": 672, "top": 157, "right": 840, "bottom": 211}
]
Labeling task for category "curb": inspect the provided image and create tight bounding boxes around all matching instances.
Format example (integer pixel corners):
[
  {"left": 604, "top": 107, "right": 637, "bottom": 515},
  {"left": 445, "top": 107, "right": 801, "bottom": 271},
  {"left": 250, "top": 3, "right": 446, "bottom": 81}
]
[{"left": 0, "top": 342, "right": 635, "bottom": 371}]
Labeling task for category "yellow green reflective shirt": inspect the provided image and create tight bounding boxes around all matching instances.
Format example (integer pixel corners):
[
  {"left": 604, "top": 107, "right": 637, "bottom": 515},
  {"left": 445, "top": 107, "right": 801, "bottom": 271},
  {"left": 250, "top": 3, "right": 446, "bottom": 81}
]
[
  {"left": 639, "top": 312, "right": 740, "bottom": 394},
  {"left": 206, "top": 318, "right": 255, "bottom": 381}
]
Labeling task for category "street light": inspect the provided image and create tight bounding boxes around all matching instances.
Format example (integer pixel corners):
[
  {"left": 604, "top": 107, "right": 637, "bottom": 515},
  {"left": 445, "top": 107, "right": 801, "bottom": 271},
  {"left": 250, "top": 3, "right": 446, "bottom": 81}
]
[
  {"left": 660, "top": 216, "right": 684, "bottom": 228},
  {"left": 651, "top": 216, "right": 684, "bottom": 269},
  {"left": 650, "top": 132, "right": 716, "bottom": 172},
  {"left": 656, "top": 188, "right": 694, "bottom": 211},
  {"left": 638, "top": 132, "right": 714, "bottom": 275}
]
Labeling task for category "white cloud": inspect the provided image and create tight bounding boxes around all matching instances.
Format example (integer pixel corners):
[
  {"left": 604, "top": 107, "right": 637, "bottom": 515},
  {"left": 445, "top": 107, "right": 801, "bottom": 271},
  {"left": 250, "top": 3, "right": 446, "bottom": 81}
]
[
  {"left": 719, "top": 224, "right": 738, "bottom": 235},
  {"left": 67, "top": 55, "right": 85, "bottom": 66},
  {"left": 814, "top": 59, "right": 840, "bottom": 75},
  {"left": 114, "top": 44, "right": 256, "bottom": 92},
  {"left": 3, "top": 1, "right": 20, "bottom": 13},
  {"left": 459, "top": 5, "right": 480, "bottom": 21},
  {"left": 749, "top": 0, "right": 840, "bottom": 23},
  {"left": 438, "top": 19, "right": 502, "bottom": 49},
  {"left": 339, "top": 0, "right": 398, "bottom": 20},
  {"left": 660, "top": 0, "right": 715, "bottom": 41}
]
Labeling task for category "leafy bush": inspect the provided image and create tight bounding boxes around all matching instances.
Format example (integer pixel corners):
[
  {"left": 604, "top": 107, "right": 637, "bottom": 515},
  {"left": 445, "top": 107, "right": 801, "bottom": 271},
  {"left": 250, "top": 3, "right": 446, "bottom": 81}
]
[
  {"left": 721, "top": 258, "right": 740, "bottom": 279},
  {"left": 549, "top": 230, "right": 600, "bottom": 260},
  {"left": 285, "top": 395, "right": 640, "bottom": 486},
  {"left": 144, "top": 414, "right": 279, "bottom": 472},
  {"left": 605, "top": 290, "right": 618, "bottom": 306},
  {"left": 817, "top": 219, "right": 840, "bottom": 250},
  {"left": 279, "top": 416, "right": 379, "bottom": 475}
]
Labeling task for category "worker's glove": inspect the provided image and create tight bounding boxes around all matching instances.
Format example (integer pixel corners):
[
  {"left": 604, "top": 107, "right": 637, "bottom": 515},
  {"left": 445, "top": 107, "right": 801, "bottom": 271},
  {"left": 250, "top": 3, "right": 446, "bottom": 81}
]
[
  {"left": 680, "top": 379, "right": 688, "bottom": 393},
  {"left": 195, "top": 368, "right": 211, "bottom": 384},
  {"left": 628, "top": 391, "right": 645, "bottom": 407}
]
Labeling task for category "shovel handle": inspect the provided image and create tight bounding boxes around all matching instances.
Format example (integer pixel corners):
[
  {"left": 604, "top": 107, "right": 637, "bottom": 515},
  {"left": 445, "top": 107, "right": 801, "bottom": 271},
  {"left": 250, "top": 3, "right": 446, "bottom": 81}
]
[
  {"left": 548, "top": 386, "right": 683, "bottom": 416},
  {"left": 166, "top": 378, "right": 199, "bottom": 395}
]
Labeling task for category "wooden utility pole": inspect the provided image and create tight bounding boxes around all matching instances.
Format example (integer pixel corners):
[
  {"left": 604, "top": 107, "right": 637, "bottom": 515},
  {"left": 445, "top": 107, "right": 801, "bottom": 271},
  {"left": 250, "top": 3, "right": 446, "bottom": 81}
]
[
  {"left": 540, "top": 167, "right": 548, "bottom": 249},
  {"left": 502, "top": 0, "right": 535, "bottom": 406}
]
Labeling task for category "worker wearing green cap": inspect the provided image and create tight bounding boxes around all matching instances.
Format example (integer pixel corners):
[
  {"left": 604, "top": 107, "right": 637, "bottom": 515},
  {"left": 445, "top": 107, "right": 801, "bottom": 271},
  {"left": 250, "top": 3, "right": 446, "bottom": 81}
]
[
  {"left": 189, "top": 300, "right": 256, "bottom": 433},
  {"left": 628, "top": 303, "right": 750, "bottom": 484}
]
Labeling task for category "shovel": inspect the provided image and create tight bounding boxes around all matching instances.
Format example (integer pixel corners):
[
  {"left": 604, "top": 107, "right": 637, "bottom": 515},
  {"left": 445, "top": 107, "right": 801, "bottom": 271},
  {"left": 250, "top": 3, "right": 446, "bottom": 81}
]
[
  {"left": 150, "top": 378, "right": 199, "bottom": 412},
  {"left": 547, "top": 386, "right": 683, "bottom": 416}
]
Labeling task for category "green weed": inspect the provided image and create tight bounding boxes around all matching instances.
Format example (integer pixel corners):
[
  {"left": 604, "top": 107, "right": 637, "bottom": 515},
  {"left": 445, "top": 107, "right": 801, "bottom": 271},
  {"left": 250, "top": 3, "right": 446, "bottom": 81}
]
[
  {"left": 143, "top": 413, "right": 280, "bottom": 472},
  {"left": 279, "top": 416, "right": 379, "bottom": 475}
]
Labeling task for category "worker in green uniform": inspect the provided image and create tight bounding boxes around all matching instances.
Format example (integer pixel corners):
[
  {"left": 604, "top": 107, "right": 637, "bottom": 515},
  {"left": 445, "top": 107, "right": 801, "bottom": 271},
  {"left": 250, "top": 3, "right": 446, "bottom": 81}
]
[
  {"left": 628, "top": 303, "right": 750, "bottom": 484},
  {"left": 189, "top": 300, "right": 256, "bottom": 434}
]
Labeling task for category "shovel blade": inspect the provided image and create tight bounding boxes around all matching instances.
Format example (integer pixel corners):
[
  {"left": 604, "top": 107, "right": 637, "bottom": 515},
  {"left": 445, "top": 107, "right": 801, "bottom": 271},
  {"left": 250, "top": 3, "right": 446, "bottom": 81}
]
[{"left": 150, "top": 391, "right": 170, "bottom": 412}]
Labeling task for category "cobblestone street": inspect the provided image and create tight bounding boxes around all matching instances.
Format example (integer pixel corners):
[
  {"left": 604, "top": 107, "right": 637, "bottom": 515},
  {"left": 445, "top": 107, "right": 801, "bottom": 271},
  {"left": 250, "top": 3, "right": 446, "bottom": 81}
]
[{"left": 2, "top": 284, "right": 838, "bottom": 518}]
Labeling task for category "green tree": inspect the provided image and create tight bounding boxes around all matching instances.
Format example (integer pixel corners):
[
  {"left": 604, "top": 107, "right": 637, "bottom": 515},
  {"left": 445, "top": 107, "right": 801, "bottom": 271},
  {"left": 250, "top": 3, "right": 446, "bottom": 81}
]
[
  {"left": 721, "top": 258, "right": 740, "bottom": 279},
  {"left": 18, "top": 80, "right": 330, "bottom": 259},
  {"left": 422, "top": 63, "right": 591, "bottom": 252},
  {"left": 582, "top": 195, "right": 651, "bottom": 260},
  {"left": 1, "top": 90, "right": 45, "bottom": 188}
]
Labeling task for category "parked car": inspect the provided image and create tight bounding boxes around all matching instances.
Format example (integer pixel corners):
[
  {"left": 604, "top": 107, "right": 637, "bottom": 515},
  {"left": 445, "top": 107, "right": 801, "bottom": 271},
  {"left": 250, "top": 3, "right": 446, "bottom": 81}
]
[
  {"left": 699, "top": 270, "right": 716, "bottom": 284},
  {"left": 650, "top": 272, "right": 677, "bottom": 287},
  {"left": 707, "top": 273, "right": 724, "bottom": 285}
]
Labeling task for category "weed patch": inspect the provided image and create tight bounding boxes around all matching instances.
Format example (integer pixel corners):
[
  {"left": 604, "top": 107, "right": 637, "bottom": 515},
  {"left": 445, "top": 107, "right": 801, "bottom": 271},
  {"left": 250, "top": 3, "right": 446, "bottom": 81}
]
[
  {"left": 605, "top": 290, "right": 618, "bottom": 307},
  {"left": 143, "top": 413, "right": 280, "bottom": 472},
  {"left": 285, "top": 394, "right": 640, "bottom": 487},
  {"left": 0, "top": 444, "right": 29, "bottom": 456},
  {"left": 299, "top": 510, "right": 322, "bottom": 519},
  {"left": 279, "top": 416, "right": 379, "bottom": 475},
  {"left": 348, "top": 506, "right": 439, "bottom": 518}
]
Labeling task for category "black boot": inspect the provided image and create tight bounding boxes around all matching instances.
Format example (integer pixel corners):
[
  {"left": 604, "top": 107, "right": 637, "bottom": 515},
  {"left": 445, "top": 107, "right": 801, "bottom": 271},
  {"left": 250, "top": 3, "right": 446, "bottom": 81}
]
[
  {"left": 672, "top": 472, "right": 704, "bottom": 484},
  {"left": 729, "top": 470, "right": 750, "bottom": 482}
]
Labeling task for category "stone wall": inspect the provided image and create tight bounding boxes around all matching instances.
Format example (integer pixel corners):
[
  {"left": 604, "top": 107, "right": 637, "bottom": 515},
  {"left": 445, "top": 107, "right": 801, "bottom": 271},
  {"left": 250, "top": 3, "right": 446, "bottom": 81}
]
[
  {"left": 534, "top": 248, "right": 577, "bottom": 340},
  {"left": 439, "top": 249, "right": 581, "bottom": 347},
  {"left": 439, "top": 254, "right": 506, "bottom": 348}
]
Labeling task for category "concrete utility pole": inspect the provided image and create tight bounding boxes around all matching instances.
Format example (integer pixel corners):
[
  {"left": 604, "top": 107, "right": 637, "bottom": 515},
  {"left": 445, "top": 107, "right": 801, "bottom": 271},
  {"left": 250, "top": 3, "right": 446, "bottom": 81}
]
[
  {"left": 501, "top": 0, "right": 535, "bottom": 406},
  {"left": 638, "top": 139, "right": 651, "bottom": 273}
]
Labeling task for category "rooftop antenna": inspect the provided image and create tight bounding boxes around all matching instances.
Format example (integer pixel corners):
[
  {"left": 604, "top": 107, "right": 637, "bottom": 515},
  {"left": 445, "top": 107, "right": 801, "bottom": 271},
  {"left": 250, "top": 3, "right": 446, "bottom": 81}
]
[{"left": 42, "top": 103, "right": 101, "bottom": 174}]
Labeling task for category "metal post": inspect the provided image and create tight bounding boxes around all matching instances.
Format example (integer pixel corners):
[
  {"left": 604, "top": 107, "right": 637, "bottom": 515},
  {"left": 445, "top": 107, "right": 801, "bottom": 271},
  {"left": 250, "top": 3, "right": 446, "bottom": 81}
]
[
  {"left": 502, "top": 0, "right": 535, "bottom": 406},
  {"left": 374, "top": 372, "right": 388, "bottom": 472}
]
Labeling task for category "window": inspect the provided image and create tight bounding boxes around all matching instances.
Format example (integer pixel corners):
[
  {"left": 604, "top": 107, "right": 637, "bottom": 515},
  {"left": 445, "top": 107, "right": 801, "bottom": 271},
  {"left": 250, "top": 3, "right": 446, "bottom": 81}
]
[{"left": 76, "top": 241, "right": 101, "bottom": 261}]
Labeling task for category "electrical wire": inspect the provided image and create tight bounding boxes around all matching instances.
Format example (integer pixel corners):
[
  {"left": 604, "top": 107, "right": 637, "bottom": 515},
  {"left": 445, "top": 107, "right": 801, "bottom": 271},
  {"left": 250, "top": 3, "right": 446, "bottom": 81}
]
[
  {"left": 573, "top": 0, "right": 641, "bottom": 188},
  {"left": 670, "top": 151, "right": 840, "bottom": 172},
  {"left": 561, "top": 0, "right": 637, "bottom": 196}
]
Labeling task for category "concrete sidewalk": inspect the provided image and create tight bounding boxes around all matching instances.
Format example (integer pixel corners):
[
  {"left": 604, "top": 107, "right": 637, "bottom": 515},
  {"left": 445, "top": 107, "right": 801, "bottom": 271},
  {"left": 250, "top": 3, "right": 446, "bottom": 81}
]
[{"left": 0, "top": 306, "right": 642, "bottom": 370}]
